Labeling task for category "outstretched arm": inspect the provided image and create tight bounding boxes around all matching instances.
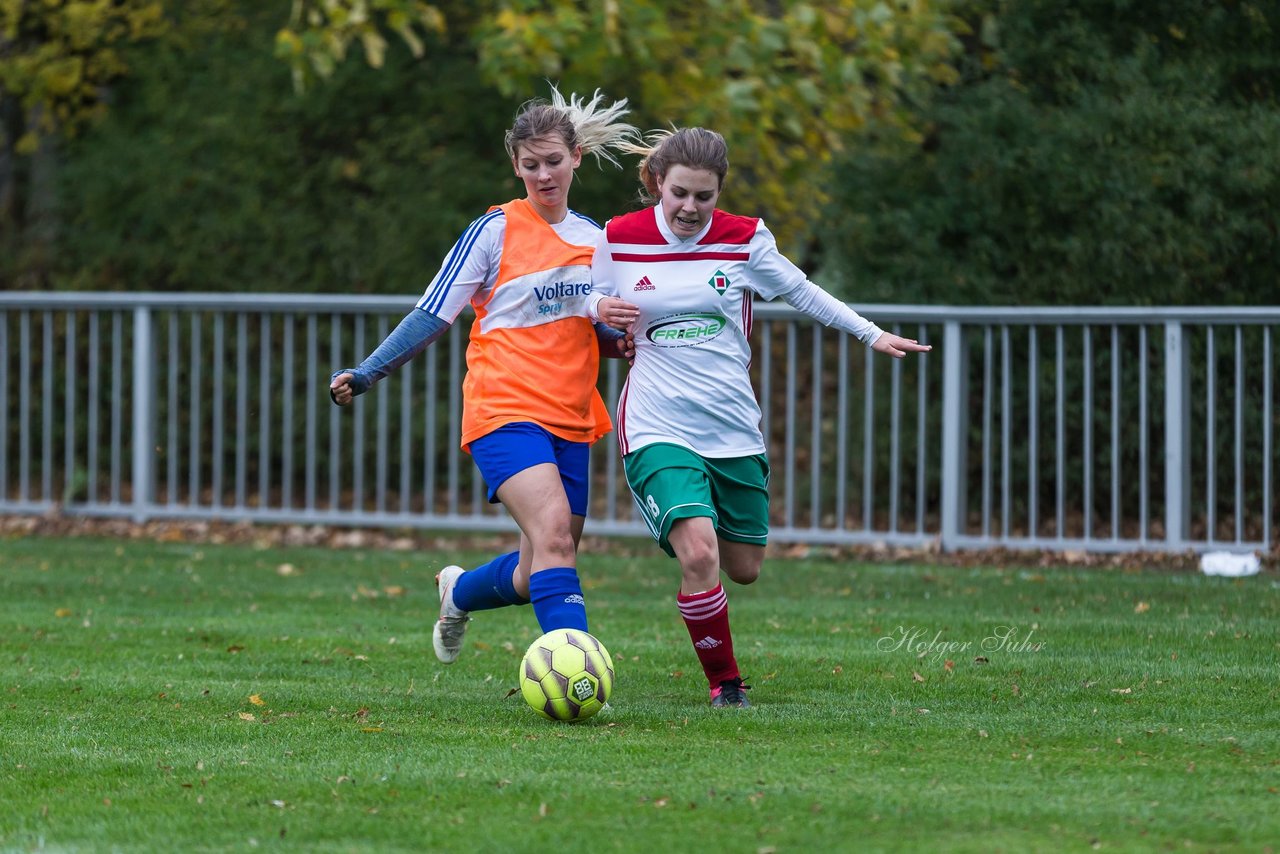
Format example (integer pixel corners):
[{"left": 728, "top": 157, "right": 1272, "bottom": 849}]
[
  {"left": 782, "top": 280, "right": 930, "bottom": 359},
  {"left": 329, "top": 308, "right": 450, "bottom": 406}
]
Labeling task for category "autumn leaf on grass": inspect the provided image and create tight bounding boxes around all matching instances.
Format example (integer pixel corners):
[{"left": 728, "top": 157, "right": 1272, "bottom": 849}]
[
  {"left": 1134, "top": 601, "right": 1151, "bottom": 614},
  {"left": 55, "top": 608, "right": 73, "bottom": 618},
  {"left": 276, "top": 563, "right": 300, "bottom": 577},
  {"left": 912, "top": 671, "right": 925, "bottom": 683},
  {"left": 238, "top": 712, "right": 256, "bottom": 721},
  {"left": 382, "top": 585, "right": 406, "bottom": 597},
  {"left": 248, "top": 694, "right": 266, "bottom": 706}
]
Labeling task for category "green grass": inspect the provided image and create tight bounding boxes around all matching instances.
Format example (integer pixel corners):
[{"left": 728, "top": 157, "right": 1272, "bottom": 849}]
[{"left": 1, "top": 535, "right": 1277, "bottom": 852}]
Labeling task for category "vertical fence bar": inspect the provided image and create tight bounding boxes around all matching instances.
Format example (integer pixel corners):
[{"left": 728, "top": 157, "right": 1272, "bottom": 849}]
[
  {"left": 400, "top": 356, "right": 412, "bottom": 514},
  {"left": 981, "top": 326, "right": 993, "bottom": 539},
  {"left": 915, "top": 325, "right": 929, "bottom": 535},
  {"left": 785, "top": 323, "right": 797, "bottom": 530},
  {"left": 88, "top": 313, "right": 100, "bottom": 504},
  {"left": 328, "top": 315, "right": 341, "bottom": 511},
  {"left": 259, "top": 314, "right": 272, "bottom": 510},
  {"left": 65, "top": 312, "right": 77, "bottom": 503},
  {"left": 305, "top": 315, "right": 318, "bottom": 512},
  {"left": 0, "top": 311, "right": 7, "bottom": 501},
  {"left": 1055, "top": 326, "right": 1065, "bottom": 541},
  {"left": 1083, "top": 326, "right": 1093, "bottom": 541},
  {"left": 1164, "top": 322, "right": 1189, "bottom": 549},
  {"left": 352, "top": 319, "right": 366, "bottom": 513},
  {"left": 166, "top": 313, "right": 179, "bottom": 505},
  {"left": 1028, "top": 327, "right": 1039, "bottom": 539},
  {"left": 940, "top": 321, "right": 964, "bottom": 550},
  {"left": 0, "top": 311, "right": 7, "bottom": 499},
  {"left": 110, "top": 311, "right": 123, "bottom": 506},
  {"left": 282, "top": 314, "right": 295, "bottom": 511},
  {"left": 888, "top": 326, "right": 902, "bottom": 535},
  {"left": 1264, "top": 327, "right": 1273, "bottom": 550},
  {"left": 835, "top": 334, "right": 849, "bottom": 530},
  {"left": 1206, "top": 326, "right": 1216, "bottom": 543},
  {"left": 1001, "top": 325, "right": 1011, "bottom": 540},
  {"left": 424, "top": 343, "right": 438, "bottom": 516},
  {"left": 1234, "top": 325, "right": 1243, "bottom": 544},
  {"left": 862, "top": 342, "right": 875, "bottom": 531},
  {"left": 42, "top": 312, "right": 53, "bottom": 500},
  {"left": 132, "top": 306, "right": 155, "bottom": 521},
  {"left": 810, "top": 327, "right": 823, "bottom": 529},
  {"left": 19, "top": 311, "right": 31, "bottom": 501},
  {"left": 235, "top": 313, "right": 248, "bottom": 511},
  {"left": 1111, "top": 326, "right": 1120, "bottom": 541},
  {"left": 212, "top": 313, "right": 226, "bottom": 509},
  {"left": 374, "top": 316, "right": 389, "bottom": 516},
  {"left": 189, "top": 314, "right": 202, "bottom": 507},
  {"left": 447, "top": 324, "right": 462, "bottom": 517},
  {"left": 1139, "top": 326, "right": 1149, "bottom": 544}
]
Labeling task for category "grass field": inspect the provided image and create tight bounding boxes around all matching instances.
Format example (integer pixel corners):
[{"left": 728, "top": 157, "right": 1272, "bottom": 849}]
[{"left": 1, "top": 534, "right": 1277, "bottom": 852}]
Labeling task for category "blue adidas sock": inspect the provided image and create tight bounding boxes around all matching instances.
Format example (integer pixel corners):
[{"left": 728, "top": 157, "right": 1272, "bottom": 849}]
[
  {"left": 527, "top": 566, "right": 589, "bottom": 633},
  {"left": 451, "top": 551, "right": 527, "bottom": 612}
]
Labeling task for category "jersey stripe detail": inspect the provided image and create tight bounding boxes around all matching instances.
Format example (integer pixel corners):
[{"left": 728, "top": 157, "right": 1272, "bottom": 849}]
[
  {"left": 419, "top": 210, "right": 503, "bottom": 315},
  {"left": 611, "top": 251, "right": 750, "bottom": 263},
  {"left": 699, "top": 211, "right": 760, "bottom": 245},
  {"left": 616, "top": 380, "right": 631, "bottom": 456}
]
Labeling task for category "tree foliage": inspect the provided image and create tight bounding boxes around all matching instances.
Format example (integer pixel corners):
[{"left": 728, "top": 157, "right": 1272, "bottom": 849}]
[
  {"left": 279, "top": 0, "right": 964, "bottom": 255},
  {"left": 817, "top": 0, "right": 1280, "bottom": 305},
  {"left": 0, "top": 0, "right": 169, "bottom": 153}
]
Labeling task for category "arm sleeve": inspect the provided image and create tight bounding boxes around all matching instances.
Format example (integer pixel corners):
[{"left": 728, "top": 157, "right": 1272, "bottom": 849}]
[
  {"left": 330, "top": 308, "right": 450, "bottom": 396},
  {"left": 587, "top": 227, "right": 619, "bottom": 321},
  {"left": 594, "top": 322, "right": 627, "bottom": 359},
  {"left": 781, "top": 280, "right": 884, "bottom": 346}
]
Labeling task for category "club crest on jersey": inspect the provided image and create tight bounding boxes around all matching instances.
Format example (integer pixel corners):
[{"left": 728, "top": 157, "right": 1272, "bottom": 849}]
[
  {"left": 708, "top": 270, "right": 730, "bottom": 295},
  {"left": 633, "top": 275, "right": 655, "bottom": 291}
]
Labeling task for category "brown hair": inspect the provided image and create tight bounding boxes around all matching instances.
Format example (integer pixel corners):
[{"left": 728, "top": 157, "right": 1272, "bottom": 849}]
[
  {"left": 504, "top": 86, "right": 639, "bottom": 169},
  {"left": 624, "top": 127, "right": 730, "bottom": 203}
]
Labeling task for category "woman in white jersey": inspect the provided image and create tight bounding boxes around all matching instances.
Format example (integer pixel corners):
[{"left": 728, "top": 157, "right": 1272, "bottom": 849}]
[
  {"left": 590, "top": 127, "right": 930, "bottom": 708},
  {"left": 330, "top": 89, "right": 640, "bottom": 668}
]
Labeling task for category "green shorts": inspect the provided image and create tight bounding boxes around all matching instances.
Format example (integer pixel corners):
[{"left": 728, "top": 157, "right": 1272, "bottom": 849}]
[{"left": 623, "top": 442, "right": 770, "bottom": 558}]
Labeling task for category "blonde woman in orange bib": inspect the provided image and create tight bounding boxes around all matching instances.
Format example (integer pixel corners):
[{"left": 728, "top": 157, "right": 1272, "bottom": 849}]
[{"left": 330, "top": 89, "right": 641, "bottom": 664}]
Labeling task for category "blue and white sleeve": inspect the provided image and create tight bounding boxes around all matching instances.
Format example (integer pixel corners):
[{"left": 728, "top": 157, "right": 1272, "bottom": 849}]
[
  {"left": 330, "top": 309, "right": 450, "bottom": 396},
  {"left": 332, "top": 211, "right": 504, "bottom": 397},
  {"left": 415, "top": 209, "right": 506, "bottom": 323}
]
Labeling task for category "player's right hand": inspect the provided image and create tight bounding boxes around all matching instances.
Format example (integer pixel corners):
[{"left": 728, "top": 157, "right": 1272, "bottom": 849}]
[
  {"left": 597, "top": 296, "right": 640, "bottom": 331},
  {"left": 329, "top": 372, "right": 355, "bottom": 406}
]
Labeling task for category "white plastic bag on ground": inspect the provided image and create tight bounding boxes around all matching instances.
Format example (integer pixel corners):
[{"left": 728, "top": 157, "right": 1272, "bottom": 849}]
[{"left": 1199, "top": 551, "right": 1261, "bottom": 577}]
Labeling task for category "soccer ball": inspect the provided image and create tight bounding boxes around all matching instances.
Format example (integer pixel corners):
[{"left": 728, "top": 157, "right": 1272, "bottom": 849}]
[{"left": 519, "top": 629, "right": 614, "bottom": 722}]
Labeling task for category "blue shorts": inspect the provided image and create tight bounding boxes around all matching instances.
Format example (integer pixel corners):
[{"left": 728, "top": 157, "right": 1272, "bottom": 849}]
[{"left": 468, "top": 422, "right": 590, "bottom": 516}]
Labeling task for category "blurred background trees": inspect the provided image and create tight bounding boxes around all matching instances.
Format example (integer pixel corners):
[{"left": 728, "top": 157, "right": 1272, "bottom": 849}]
[{"left": 2, "top": 0, "right": 1276, "bottom": 303}]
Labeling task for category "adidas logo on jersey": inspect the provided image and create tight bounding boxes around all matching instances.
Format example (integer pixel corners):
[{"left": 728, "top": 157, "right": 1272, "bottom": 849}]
[
  {"left": 563, "top": 594, "right": 586, "bottom": 605},
  {"left": 694, "top": 636, "right": 723, "bottom": 649},
  {"left": 633, "top": 275, "right": 656, "bottom": 291}
]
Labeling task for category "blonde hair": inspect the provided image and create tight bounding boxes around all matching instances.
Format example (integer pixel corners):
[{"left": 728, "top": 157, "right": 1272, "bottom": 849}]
[
  {"left": 623, "top": 127, "right": 731, "bottom": 203},
  {"left": 504, "top": 86, "right": 640, "bottom": 169}
]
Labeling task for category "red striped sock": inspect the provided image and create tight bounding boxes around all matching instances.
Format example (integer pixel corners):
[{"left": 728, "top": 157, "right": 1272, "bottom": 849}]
[{"left": 676, "top": 583, "right": 739, "bottom": 689}]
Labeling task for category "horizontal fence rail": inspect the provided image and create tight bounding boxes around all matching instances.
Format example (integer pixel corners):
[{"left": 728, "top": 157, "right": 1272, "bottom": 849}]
[{"left": 2, "top": 293, "right": 1277, "bottom": 554}]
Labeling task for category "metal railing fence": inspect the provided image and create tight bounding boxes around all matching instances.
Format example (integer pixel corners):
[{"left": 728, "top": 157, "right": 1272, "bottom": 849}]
[{"left": 2, "top": 293, "right": 1276, "bottom": 554}]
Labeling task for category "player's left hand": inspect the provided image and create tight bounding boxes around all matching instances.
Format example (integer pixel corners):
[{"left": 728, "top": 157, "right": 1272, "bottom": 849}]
[
  {"left": 616, "top": 331, "right": 636, "bottom": 363},
  {"left": 872, "top": 333, "right": 932, "bottom": 359}
]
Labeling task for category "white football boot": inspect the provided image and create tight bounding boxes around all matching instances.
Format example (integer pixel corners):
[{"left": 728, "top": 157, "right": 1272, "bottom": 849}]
[{"left": 432, "top": 565, "right": 470, "bottom": 664}]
